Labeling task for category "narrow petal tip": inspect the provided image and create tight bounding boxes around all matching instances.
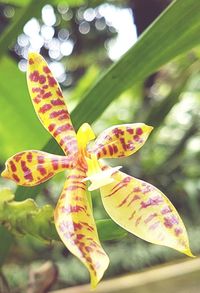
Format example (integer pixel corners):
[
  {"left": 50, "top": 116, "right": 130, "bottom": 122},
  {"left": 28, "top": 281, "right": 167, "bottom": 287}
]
[
  {"left": 90, "top": 278, "right": 98, "bottom": 289},
  {"left": 182, "top": 248, "right": 195, "bottom": 258},
  {"left": 28, "top": 51, "right": 36, "bottom": 62},
  {"left": 28, "top": 51, "right": 39, "bottom": 58},
  {"left": 28, "top": 51, "right": 34, "bottom": 59},
  {"left": 146, "top": 124, "right": 154, "bottom": 133},
  {"left": 28, "top": 52, "right": 43, "bottom": 66},
  {"left": 1, "top": 168, "right": 9, "bottom": 179},
  {"left": 90, "top": 256, "right": 110, "bottom": 289}
]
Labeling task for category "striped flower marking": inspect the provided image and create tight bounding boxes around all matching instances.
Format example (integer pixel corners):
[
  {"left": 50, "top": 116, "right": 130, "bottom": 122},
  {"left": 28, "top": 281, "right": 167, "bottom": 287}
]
[
  {"left": 2, "top": 52, "right": 193, "bottom": 288},
  {"left": 2, "top": 150, "right": 74, "bottom": 186},
  {"left": 54, "top": 167, "right": 109, "bottom": 288},
  {"left": 100, "top": 169, "right": 191, "bottom": 253},
  {"left": 27, "top": 53, "right": 78, "bottom": 159},
  {"left": 90, "top": 124, "right": 152, "bottom": 159}
]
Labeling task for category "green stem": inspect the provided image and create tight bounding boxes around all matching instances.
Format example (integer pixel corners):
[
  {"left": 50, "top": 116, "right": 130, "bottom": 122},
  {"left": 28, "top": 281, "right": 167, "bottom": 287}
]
[{"left": 87, "top": 189, "right": 93, "bottom": 211}]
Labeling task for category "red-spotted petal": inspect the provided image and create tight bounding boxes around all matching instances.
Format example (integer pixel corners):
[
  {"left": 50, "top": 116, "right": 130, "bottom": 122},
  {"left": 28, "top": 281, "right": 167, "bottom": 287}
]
[
  {"left": 54, "top": 167, "right": 109, "bottom": 288},
  {"left": 27, "top": 52, "right": 78, "bottom": 158},
  {"left": 1, "top": 150, "right": 73, "bottom": 186},
  {"left": 89, "top": 123, "right": 153, "bottom": 158},
  {"left": 100, "top": 167, "right": 193, "bottom": 256}
]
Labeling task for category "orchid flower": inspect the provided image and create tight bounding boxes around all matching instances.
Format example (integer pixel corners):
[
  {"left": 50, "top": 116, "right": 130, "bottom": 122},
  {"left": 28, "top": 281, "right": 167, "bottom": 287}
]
[{"left": 2, "top": 53, "right": 193, "bottom": 288}]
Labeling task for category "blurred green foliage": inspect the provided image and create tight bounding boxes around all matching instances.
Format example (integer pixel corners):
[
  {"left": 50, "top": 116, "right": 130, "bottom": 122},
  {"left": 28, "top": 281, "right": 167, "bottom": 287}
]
[
  {"left": 0, "top": 189, "right": 126, "bottom": 243},
  {"left": 0, "top": 0, "right": 200, "bottom": 291}
]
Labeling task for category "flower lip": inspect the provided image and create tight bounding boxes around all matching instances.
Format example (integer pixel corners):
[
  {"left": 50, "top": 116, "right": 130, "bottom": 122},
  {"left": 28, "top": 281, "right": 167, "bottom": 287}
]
[{"left": 82, "top": 165, "right": 122, "bottom": 191}]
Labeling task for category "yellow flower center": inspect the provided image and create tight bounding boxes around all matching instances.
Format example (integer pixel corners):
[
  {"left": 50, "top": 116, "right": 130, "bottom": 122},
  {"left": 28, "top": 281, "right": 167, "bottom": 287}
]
[{"left": 77, "top": 123, "right": 121, "bottom": 191}]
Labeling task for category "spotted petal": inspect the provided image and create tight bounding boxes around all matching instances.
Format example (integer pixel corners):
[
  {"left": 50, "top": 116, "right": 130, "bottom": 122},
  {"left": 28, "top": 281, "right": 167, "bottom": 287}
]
[
  {"left": 54, "top": 167, "right": 109, "bottom": 288},
  {"left": 1, "top": 150, "right": 72, "bottom": 186},
  {"left": 90, "top": 123, "right": 153, "bottom": 159},
  {"left": 27, "top": 53, "right": 78, "bottom": 159},
  {"left": 100, "top": 168, "right": 193, "bottom": 256}
]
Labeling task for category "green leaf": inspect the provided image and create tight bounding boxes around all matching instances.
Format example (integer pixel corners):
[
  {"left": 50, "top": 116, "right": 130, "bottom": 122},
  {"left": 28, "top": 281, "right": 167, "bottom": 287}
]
[
  {"left": 96, "top": 219, "right": 127, "bottom": 241},
  {"left": 53, "top": 0, "right": 86, "bottom": 5},
  {"left": 0, "top": 188, "right": 14, "bottom": 203},
  {"left": 0, "top": 0, "right": 86, "bottom": 6},
  {"left": 0, "top": 189, "right": 14, "bottom": 266},
  {"left": 0, "top": 189, "right": 126, "bottom": 243},
  {"left": 0, "top": 0, "right": 31, "bottom": 5},
  {"left": 0, "top": 189, "right": 57, "bottom": 241},
  {"left": 71, "top": 0, "right": 200, "bottom": 128},
  {"left": 0, "top": 57, "right": 49, "bottom": 160},
  {"left": 69, "top": 65, "right": 100, "bottom": 102},
  {"left": 0, "top": 226, "right": 13, "bottom": 266}
]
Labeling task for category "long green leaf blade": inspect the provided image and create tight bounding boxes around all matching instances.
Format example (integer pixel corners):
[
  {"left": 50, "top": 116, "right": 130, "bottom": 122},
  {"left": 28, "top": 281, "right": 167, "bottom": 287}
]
[
  {"left": 72, "top": 0, "right": 200, "bottom": 127},
  {"left": 0, "top": 57, "right": 49, "bottom": 159}
]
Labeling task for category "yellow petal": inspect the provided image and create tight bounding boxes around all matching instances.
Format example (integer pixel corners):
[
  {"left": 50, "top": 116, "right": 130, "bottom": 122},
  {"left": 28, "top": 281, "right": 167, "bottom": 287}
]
[
  {"left": 90, "top": 123, "right": 153, "bottom": 159},
  {"left": 100, "top": 167, "right": 193, "bottom": 256},
  {"left": 27, "top": 52, "right": 78, "bottom": 159},
  {"left": 54, "top": 166, "right": 109, "bottom": 288},
  {"left": 1, "top": 150, "right": 72, "bottom": 186},
  {"left": 77, "top": 123, "right": 96, "bottom": 150}
]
